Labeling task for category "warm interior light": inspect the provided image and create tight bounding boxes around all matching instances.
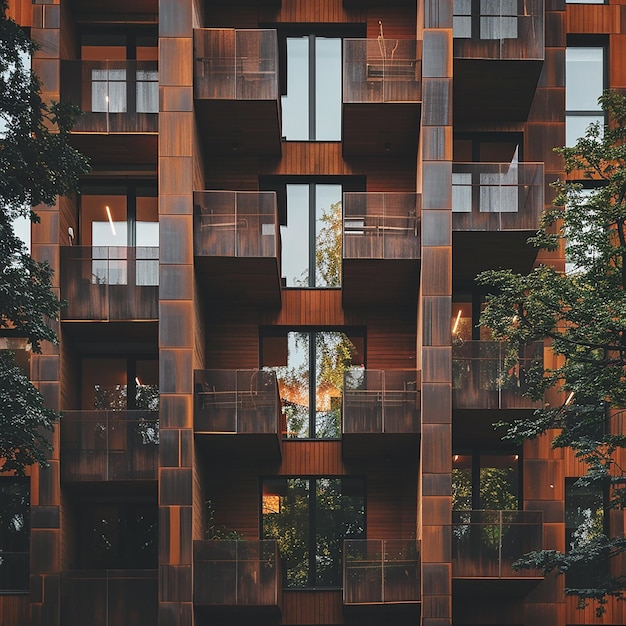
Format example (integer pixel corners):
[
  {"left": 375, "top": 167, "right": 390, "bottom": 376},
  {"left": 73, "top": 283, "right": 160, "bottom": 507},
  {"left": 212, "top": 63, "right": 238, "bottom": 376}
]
[
  {"left": 452, "top": 309, "right": 462, "bottom": 335},
  {"left": 513, "top": 454, "right": 519, "bottom": 461},
  {"left": 105, "top": 205, "right": 117, "bottom": 236},
  {"left": 135, "top": 377, "right": 142, "bottom": 386},
  {"left": 453, "top": 454, "right": 459, "bottom": 462},
  {"left": 565, "top": 391, "right": 575, "bottom": 406}
]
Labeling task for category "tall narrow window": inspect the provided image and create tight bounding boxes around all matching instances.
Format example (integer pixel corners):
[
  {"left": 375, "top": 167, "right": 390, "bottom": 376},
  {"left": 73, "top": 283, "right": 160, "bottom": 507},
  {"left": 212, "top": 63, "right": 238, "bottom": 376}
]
[
  {"left": 566, "top": 46, "right": 605, "bottom": 146},
  {"left": 261, "top": 329, "right": 364, "bottom": 439},
  {"left": 281, "top": 183, "right": 342, "bottom": 287},
  {"left": 0, "top": 477, "right": 29, "bottom": 591},
  {"left": 281, "top": 35, "right": 341, "bottom": 141},
  {"left": 262, "top": 477, "right": 365, "bottom": 588}
]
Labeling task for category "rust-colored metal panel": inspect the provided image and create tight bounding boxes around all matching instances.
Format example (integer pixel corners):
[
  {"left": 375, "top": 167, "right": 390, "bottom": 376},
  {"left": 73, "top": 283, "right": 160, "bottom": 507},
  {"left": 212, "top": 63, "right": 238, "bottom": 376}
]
[
  {"left": 160, "top": 468, "right": 194, "bottom": 506},
  {"left": 567, "top": 4, "right": 621, "bottom": 34},
  {"left": 160, "top": 39, "right": 193, "bottom": 87},
  {"left": 281, "top": 590, "right": 343, "bottom": 625},
  {"left": 421, "top": 424, "right": 451, "bottom": 473},
  {"left": 523, "top": 460, "right": 564, "bottom": 501},
  {"left": 0, "top": 596, "right": 30, "bottom": 626},
  {"left": 421, "top": 247, "right": 451, "bottom": 296},
  {"left": 159, "top": 350, "right": 193, "bottom": 395}
]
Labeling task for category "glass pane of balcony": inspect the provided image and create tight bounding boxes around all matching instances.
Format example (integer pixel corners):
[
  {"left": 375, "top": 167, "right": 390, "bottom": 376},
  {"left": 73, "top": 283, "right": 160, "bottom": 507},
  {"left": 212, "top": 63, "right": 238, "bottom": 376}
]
[
  {"left": 343, "top": 369, "right": 421, "bottom": 434},
  {"left": 452, "top": 340, "right": 543, "bottom": 409},
  {"left": 452, "top": 510, "right": 543, "bottom": 578},
  {"left": 194, "top": 29, "right": 278, "bottom": 101},
  {"left": 343, "top": 193, "right": 421, "bottom": 260},
  {"left": 452, "top": 163, "right": 544, "bottom": 230},
  {"left": 344, "top": 539, "right": 420, "bottom": 605},
  {"left": 344, "top": 39, "right": 422, "bottom": 103},
  {"left": 194, "top": 191, "right": 279, "bottom": 259}
]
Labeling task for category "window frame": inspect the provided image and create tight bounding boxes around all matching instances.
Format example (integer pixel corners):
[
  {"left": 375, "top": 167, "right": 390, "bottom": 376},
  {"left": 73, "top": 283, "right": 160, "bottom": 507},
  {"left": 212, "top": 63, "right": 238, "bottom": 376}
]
[{"left": 260, "top": 475, "right": 366, "bottom": 589}]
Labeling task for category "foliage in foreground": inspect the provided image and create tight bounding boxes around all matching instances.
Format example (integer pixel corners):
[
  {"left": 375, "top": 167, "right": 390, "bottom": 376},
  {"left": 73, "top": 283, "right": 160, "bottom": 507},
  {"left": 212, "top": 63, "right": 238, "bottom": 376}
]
[
  {"left": 0, "top": 0, "right": 89, "bottom": 474},
  {"left": 477, "top": 91, "right": 626, "bottom": 614}
]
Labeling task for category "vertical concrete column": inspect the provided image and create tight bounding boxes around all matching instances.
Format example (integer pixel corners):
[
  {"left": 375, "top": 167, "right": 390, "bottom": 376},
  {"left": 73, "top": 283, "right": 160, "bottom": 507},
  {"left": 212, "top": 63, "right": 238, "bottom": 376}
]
[
  {"left": 420, "top": 1, "right": 453, "bottom": 625},
  {"left": 29, "top": 2, "right": 63, "bottom": 624},
  {"left": 158, "top": 1, "right": 196, "bottom": 624}
]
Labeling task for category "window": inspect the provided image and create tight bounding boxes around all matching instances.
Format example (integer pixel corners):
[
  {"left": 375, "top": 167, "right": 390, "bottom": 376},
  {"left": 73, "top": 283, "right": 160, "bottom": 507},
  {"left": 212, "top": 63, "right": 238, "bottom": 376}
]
[
  {"left": 77, "top": 501, "right": 158, "bottom": 569},
  {"left": 566, "top": 46, "right": 605, "bottom": 146},
  {"left": 82, "top": 33, "right": 158, "bottom": 115},
  {"left": 261, "top": 329, "right": 364, "bottom": 439},
  {"left": 281, "top": 34, "right": 342, "bottom": 140},
  {"left": 262, "top": 477, "right": 365, "bottom": 588},
  {"left": 565, "top": 478, "right": 607, "bottom": 587},
  {"left": 82, "top": 356, "right": 159, "bottom": 412},
  {"left": 281, "top": 183, "right": 343, "bottom": 287},
  {"left": 0, "top": 477, "right": 29, "bottom": 591},
  {"left": 452, "top": 452, "right": 520, "bottom": 510},
  {"left": 453, "top": 0, "right": 518, "bottom": 40},
  {"left": 80, "top": 184, "right": 159, "bottom": 286}
]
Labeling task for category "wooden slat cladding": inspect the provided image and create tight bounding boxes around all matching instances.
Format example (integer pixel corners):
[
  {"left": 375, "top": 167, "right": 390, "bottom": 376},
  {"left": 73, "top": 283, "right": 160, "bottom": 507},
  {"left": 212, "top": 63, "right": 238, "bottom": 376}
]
[
  {"left": 566, "top": 4, "right": 621, "bottom": 34},
  {"left": 366, "top": 308, "right": 417, "bottom": 369},
  {"left": 203, "top": 144, "right": 416, "bottom": 187},
  {"left": 277, "top": 0, "right": 360, "bottom": 24},
  {"left": 281, "top": 590, "right": 343, "bottom": 625},
  {"left": 0, "top": 596, "right": 30, "bottom": 626},
  {"left": 365, "top": 6, "right": 417, "bottom": 39}
]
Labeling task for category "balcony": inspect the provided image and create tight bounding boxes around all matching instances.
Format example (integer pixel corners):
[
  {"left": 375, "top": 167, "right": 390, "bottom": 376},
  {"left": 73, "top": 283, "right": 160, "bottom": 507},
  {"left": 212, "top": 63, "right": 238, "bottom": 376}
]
[
  {"left": 344, "top": 540, "right": 420, "bottom": 614},
  {"left": 194, "top": 370, "right": 283, "bottom": 461},
  {"left": 452, "top": 510, "right": 543, "bottom": 596},
  {"left": 61, "top": 60, "right": 158, "bottom": 134},
  {"left": 452, "top": 340, "right": 543, "bottom": 410},
  {"left": 194, "top": 540, "right": 281, "bottom": 618},
  {"left": 453, "top": 0, "right": 544, "bottom": 121},
  {"left": 342, "top": 369, "right": 421, "bottom": 459},
  {"left": 342, "top": 192, "right": 420, "bottom": 306},
  {"left": 60, "top": 411, "right": 158, "bottom": 483},
  {"left": 60, "top": 246, "right": 158, "bottom": 321},
  {"left": 452, "top": 162, "right": 544, "bottom": 286},
  {"left": 194, "top": 191, "right": 281, "bottom": 306},
  {"left": 343, "top": 39, "right": 422, "bottom": 156},
  {"left": 60, "top": 569, "right": 157, "bottom": 626},
  {"left": 194, "top": 29, "right": 281, "bottom": 155}
]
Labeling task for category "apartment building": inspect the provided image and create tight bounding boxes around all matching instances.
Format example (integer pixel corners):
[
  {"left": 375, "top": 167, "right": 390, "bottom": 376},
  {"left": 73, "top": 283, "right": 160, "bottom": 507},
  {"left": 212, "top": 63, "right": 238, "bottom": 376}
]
[{"left": 2, "top": 0, "right": 625, "bottom": 625}]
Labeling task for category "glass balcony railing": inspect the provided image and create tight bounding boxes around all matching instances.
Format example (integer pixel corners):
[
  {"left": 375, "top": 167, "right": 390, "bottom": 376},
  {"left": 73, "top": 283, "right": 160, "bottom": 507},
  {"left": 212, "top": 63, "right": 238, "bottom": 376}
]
[
  {"left": 343, "top": 193, "right": 421, "bottom": 260},
  {"left": 452, "top": 510, "right": 543, "bottom": 578},
  {"left": 60, "top": 410, "right": 158, "bottom": 482},
  {"left": 60, "top": 246, "right": 158, "bottom": 321},
  {"left": 194, "top": 370, "right": 282, "bottom": 435},
  {"left": 61, "top": 60, "right": 158, "bottom": 133},
  {"left": 194, "top": 191, "right": 279, "bottom": 259},
  {"left": 194, "top": 29, "right": 279, "bottom": 101},
  {"left": 452, "top": 163, "right": 544, "bottom": 230},
  {"left": 60, "top": 569, "right": 157, "bottom": 626},
  {"left": 453, "top": 0, "right": 544, "bottom": 60},
  {"left": 344, "top": 539, "right": 421, "bottom": 605},
  {"left": 343, "top": 369, "right": 420, "bottom": 435},
  {"left": 452, "top": 340, "right": 543, "bottom": 409},
  {"left": 343, "top": 39, "right": 422, "bottom": 103},
  {"left": 194, "top": 540, "right": 281, "bottom": 608}
]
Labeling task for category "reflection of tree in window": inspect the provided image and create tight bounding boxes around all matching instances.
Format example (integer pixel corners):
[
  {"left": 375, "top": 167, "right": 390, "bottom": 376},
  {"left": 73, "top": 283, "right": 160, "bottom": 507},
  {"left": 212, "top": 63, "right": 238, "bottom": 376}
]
[
  {"left": 0, "top": 478, "right": 29, "bottom": 591},
  {"left": 263, "top": 330, "right": 361, "bottom": 438},
  {"left": 262, "top": 477, "right": 365, "bottom": 588}
]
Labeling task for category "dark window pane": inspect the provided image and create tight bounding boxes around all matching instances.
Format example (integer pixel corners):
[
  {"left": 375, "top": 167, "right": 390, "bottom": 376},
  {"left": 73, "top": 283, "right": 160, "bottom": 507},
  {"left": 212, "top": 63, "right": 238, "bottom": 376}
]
[{"left": 0, "top": 478, "right": 29, "bottom": 591}]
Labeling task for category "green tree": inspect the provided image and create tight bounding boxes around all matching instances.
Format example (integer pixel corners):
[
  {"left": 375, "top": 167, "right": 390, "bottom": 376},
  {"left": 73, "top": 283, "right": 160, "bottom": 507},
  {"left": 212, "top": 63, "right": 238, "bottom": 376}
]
[
  {"left": 476, "top": 91, "right": 626, "bottom": 613},
  {"left": 0, "top": 0, "right": 90, "bottom": 475}
]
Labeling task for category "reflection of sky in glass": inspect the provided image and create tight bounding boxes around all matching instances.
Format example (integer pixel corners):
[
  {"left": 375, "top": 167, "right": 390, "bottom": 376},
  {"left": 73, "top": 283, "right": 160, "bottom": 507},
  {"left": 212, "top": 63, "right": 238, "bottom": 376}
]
[
  {"left": 566, "top": 48, "right": 603, "bottom": 111},
  {"left": 13, "top": 215, "right": 30, "bottom": 251},
  {"left": 92, "top": 222, "right": 128, "bottom": 246},
  {"left": 282, "top": 38, "right": 309, "bottom": 140},
  {"left": 566, "top": 115, "right": 603, "bottom": 147},
  {"left": 282, "top": 185, "right": 310, "bottom": 286},
  {"left": 136, "top": 221, "right": 159, "bottom": 247},
  {"left": 315, "top": 39, "right": 341, "bottom": 140}
]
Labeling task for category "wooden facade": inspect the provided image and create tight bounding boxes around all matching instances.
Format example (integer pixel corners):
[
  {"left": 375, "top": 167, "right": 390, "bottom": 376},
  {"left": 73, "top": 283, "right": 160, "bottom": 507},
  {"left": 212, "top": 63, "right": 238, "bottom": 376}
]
[{"left": 5, "top": 0, "right": 625, "bottom": 626}]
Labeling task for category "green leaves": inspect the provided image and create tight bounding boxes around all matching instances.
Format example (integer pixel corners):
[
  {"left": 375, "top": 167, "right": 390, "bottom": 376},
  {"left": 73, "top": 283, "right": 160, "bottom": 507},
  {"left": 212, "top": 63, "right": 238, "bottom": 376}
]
[{"left": 479, "top": 91, "right": 626, "bottom": 610}]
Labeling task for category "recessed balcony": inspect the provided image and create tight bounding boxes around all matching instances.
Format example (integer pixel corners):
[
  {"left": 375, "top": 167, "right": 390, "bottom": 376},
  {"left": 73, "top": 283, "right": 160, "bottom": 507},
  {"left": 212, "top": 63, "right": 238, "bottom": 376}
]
[
  {"left": 60, "top": 569, "right": 157, "bottom": 626},
  {"left": 452, "top": 340, "right": 543, "bottom": 410},
  {"left": 452, "top": 510, "right": 543, "bottom": 596},
  {"left": 343, "top": 539, "right": 420, "bottom": 613},
  {"left": 342, "top": 192, "right": 421, "bottom": 306},
  {"left": 194, "top": 540, "right": 282, "bottom": 618},
  {"left": 60, "top": 411, "right": 158, "bottom": 483},
  {"left": 61, "top": 60, "right": 158, "bottom": 134},
  {"left": 343, "top": 39, "right": 422, "bottom": 156},
  {"left": 342, "top": 369, "right": 421, "bottom": 459},
  {"left": 60, "top": 246, "right": 158, "bottom": 321},
  {"left": 194, "top": 370, "right": 283, "bottom": 461},
  {"left": 453, "top": 0, "right": 544, "bottom": 121},
  {"left": 194, "top": 191, "right": 281, "bottom": 306},
  {"left": 194, "top": 29, "right": 281, "bottom": 155}
]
